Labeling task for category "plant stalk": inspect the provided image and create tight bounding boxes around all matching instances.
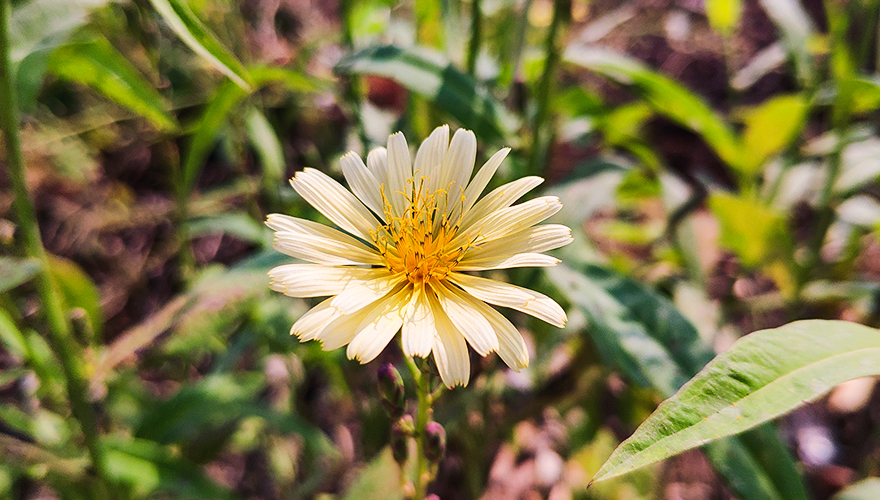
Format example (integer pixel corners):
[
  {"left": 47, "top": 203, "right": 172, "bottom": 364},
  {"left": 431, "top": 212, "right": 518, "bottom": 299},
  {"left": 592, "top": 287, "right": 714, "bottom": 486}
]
[
  {"left": 466, "top": 0, "right": 482, "bottom": 76},
  {"left": 406, "top": 358, "right": 433, "bottom": 500},
  {"left": 0, "top": 0, "right": 113, "bottom": 495}
]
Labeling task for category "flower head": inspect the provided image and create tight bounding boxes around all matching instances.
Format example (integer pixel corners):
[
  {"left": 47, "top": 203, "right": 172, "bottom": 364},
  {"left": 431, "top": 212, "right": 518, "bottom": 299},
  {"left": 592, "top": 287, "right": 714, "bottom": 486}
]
[{"left": 267, "top": 125, "right": 571, "bottom": 388}]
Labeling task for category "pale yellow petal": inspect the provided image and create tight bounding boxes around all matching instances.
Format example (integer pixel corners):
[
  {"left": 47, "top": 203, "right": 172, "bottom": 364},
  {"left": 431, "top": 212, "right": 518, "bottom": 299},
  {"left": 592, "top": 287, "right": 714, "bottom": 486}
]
[
  {"left": 289, "top": 168, "right": 380, "bottom": 240},
  {"left": 451, "top": 196, "right": 563, "bottom": 249},
  {"left": 401, "top": 283, "right": 434, "bottom": 358},
  {"left": 330, "top": 273, "right": 404, "bottom": 314},
  {"left": 461, "top": 224, "right": 572, "bottom": 263},
  {"left": 347, "top": 287, "right": 412, "bottom": 363},
  {"left": 266, "top": 214, "right": 383, "bottom": 266},
  {"left": 454, "top": 253, "right": 560, "bottom": 271},
  {"left": 433, "top": 280, "right": 498, "bottom": 356},
  {"left": 453, "top": 147, "right": 510, "bottom": 222},
  {"left": 461, "top": 295, "right": 529, "bottom": 370},
  {"left": 386, "top": 132, "right": 412, "bottom": 217},
  {"left": 340, "top": 152, "right": 385, "bottom": 220},
  {"left": 367, "top": 147, "right": 388, "bottom": 182},
  {"left": 449, "top": 272, "right": 567, "bottom": 328},
  {"left": 427, "top": 291, "right": 470, "bottom": 388},
  {"left": 268, "top": 264, "right": 387, "bottom": 297},
  {"left": 459, "top": 176, "right": 544, "bottom": 230},
  {"left": 290, "top": 297, "right": 342, "bottom": 341},
  {"left": 413, "top": 125, "right": 449, "bottom": 196}
]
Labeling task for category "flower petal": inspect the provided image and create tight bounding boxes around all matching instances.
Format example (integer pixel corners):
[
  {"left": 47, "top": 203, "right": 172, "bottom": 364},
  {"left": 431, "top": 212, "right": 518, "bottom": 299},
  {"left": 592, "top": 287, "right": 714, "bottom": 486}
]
[
  {"left": 449, "top": 272, "right": 567, "bottom": 328},
  {"left": 347, "top": 286, "right": 412, "bottom": 363},
  {"left": 401, "top": 283, "right": 435, "bottom": 358},
  {"left": 454, "top": 253, "right": 560, "bottom": 271},
  {"left": 266, "top": 214, "right": 383, "bottom": 266},
  {"left": 435, "top": 129, "right": 476, "bottom": 227},
  {"left": 340, "top": 152, "right": 385, "bottom": 220},
  {"left": 269, "top": 264, "right": 388, "bottom": 297},
  {"left": 413, "top": 125, "right": 449, "bottom": 196},
  {"left": 461, "top": 295, "right": 529, "bottom": 370},
  {"left": 290, "top": 297, "right": 342, "bottom": 341},
  {"left": 330, "top": 273, "right": 404, "bottom": 314},
  {"left": 367, "top": 147, "right": 388, "bottom": 182},
  {"left": 451, "top": 196, "right": 563, "bottom": 249},
  {"left": 453, "top": 147, "right": 510, "bottom": 222},
  {"left": 459, "top": 176, "right": 544, "bottom": 230},
  {"left": 290, "top": 168, "right": 380, "bottom": 240},
  {"left": 427, "top": 291, "right": 471, "bottom": 388},
  {"left": 433, "top": 280, "right": 498, "bottom": 356},
  {"left": 317, "top": 302, "right": 379, "bottom": 351},
  {"left": 460, "top": 224, "right": 572, "bottom": 263},
  {"left": 386, "top": 132, "right": 412, "bottom": 217}
]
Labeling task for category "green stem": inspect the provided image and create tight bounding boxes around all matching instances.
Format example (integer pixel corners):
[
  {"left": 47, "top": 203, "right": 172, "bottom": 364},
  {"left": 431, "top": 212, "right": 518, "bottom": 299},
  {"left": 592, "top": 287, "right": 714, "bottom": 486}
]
[
  {"left": 525, "top": 0, "right": 568, "bottom": 177},
  {"left": 406, "top": 359, "right": 433, "bottom": 500},
  {"left": 339, "top": 0, "right": 369, "bottom": 152},
  {"left": 0, "top": 0, "right": 113, "bottom": 495},
  {"left": 466, "top": 0, "right": 482, "bottom": 76}
]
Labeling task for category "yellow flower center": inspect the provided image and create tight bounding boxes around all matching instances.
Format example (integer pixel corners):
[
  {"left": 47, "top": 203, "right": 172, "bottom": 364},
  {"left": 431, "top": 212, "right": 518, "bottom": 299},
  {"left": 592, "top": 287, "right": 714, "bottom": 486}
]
[{"left": 372, "top": 179, "right": 468, "bottom": 284}]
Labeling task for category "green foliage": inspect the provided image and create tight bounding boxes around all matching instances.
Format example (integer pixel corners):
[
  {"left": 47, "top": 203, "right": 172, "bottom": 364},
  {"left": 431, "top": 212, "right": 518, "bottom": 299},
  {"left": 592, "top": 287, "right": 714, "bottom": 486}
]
[{"left": 592, "top": 320, "right": 880, "bottom": 482}]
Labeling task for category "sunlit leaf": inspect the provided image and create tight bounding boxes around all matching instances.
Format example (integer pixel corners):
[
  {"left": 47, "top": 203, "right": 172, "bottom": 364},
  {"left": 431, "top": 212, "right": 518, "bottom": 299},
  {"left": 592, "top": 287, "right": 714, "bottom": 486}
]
[
  {"left": 834, "top": 478, "right": 880, "bottom": 500},
  {"left": 147, "top": 0, "right": 251, "bottom": 90},
  {"left": 739, "top": 94, "right": 808, "bottom": 174},
  {"left": 549, "top": 260, "right": 808, "bottom": 500},
  {"left": 245, "top": 107, "right": 285, "bottom": 185},
  {"left": 335, "top": 45, "right": 519, "bottom": 143},
  {"left": 564, "top": 48, "right": 744, "bottom": 174},
  {"left": 757, "top": 0, "right": 816, "bottom": 85},
  {"left": 592, "top": 320, "right": 880, "bottom": 482},
  {"left": 47, "top": 255, "right": 103, "bottom": 342},
  {"left": 49, "top": 36, "right": 178, "bottom": 132},
  {"left": 706, "top": 0, "right": 742, "bottom": 35},
  {"left": 708, "top": 192, "right": 792, "bottom": 267},
  {"left": 341, "top": 448, "right": 404, "bottom": 500}
]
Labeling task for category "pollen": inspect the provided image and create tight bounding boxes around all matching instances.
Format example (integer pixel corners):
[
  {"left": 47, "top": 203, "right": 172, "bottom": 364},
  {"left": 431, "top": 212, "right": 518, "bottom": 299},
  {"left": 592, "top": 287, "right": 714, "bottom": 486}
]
[{"left": 372, "top": 177, "right": 470, "bottom": 284}]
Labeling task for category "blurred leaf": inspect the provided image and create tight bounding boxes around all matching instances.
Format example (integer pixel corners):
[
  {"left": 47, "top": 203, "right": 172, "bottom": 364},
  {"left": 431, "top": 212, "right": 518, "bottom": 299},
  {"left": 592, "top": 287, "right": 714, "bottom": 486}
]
[
  {"left": 731, "top": 43, "right": 787, "bottom": 91},
  {"left": 0, "top": 308, "right": 27, "bottom": 361},
  {"left": 592, "top": 320, "right": 880, "bottom": 483},
  {"left": 0, "top": 257, "right": 40, "bottom": 293},
  {"left": 835, "top": 138, "right": 880, "bottom": 195},
  {"left": 147, "top": 0, "right": 251, "bottom": 90},
  {"left": 739, "top": 94, "right": 808, "bottom": 174},
  {"left": 564, "top": 48, "right": 743, "bottom": 174},
  {"left": 181, "top": 80, "right": 249, "bottom": 193},
  {"left": 48, "top": 37, "right": 178, "bottom": 132},
  {"left": 47, "top": 255, "right": 103, "bottom": 342},
  {"left": 708, "top": 192, "right": 792, "bottom": 267},
  {"left": 548, "top": 261, "right": 808, "bottom": 500},
  {"left": 244, "top": 107, "right": 284, "bottom": 185},
  {"left": 834, "top": 478, "right": 880, "bottom": 500},
  {"left": 341, "top": 448, "right": 404, "bottom": 500},
  {"left": 849, "top": 77, "right": 880, "bottom": 114},
  {"left": 706, "top": 0, "right": 742, "bottom": 35},
  {"left": 757, "top": 0, "right": 816, "bottom": 85},
  {"left": 335, "top": 45, "right": 519, "bottom": 143},
  {"left": 248, "top": 65, "right": 322, "bottom": 93},
  {"left": 104, "top": 437, "right": 236, "bottom": 499},
  {"left": 188, "top": 211, "right": 268, "bottom": 245},
  {"left": 8, "top": 0, "right": 108, "bottom": 64}
]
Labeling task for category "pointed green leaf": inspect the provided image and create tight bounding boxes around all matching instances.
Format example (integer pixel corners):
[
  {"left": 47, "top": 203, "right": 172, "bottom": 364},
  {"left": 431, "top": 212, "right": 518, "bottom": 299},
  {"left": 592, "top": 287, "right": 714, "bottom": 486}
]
[
  {"left": 549, "top": 261, "right": 808, "bottom": 500},
  {"left": 740, "top": 94, "right": 808, "bottom": 174},
  {"left": 709, "top": 192, "right": 793, "bottom": 267},
  {"left": 49, "top": 37, "right": 178, "bottom": 132},
  {"left": 48, "top": 255, "right": 103, "bottom": 342},
  {"left": 592, "top": 320, "right": 880, "bottom": 482},
  {"left": 757, "top": 0, "right": 815, "bottom": 85},
  {"left": 706, "top": 0, "right": 742, "bottom": 35},
  {"left": 335, "top": 45, "right": 519, "bottom": 143},
  {"left": 0, "top": 257, "right": 40, "bottom": 293},
  {"left": 564, "top": 48, "right": 744, "bottom": 174},
  {"left": 147, "top": 0, "right": 251, "bottom": 90},
  {"left": 245, "top": 107, "right": 284, "bottom": 184}
]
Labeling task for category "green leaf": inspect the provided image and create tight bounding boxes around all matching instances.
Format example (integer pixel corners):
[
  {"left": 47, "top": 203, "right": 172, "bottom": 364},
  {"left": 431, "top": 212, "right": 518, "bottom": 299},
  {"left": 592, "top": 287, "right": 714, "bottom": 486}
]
[
  {"left": 592, "top": 320, "right": 880, "bottom": 483},
  {"left": 849, "top": 77, "right": 880, "bottom": 114},
  {"left": 0, "top": 257, "right": 40, "bottom": 293},
  {"left": 548, "top": 261, "right": 808, "bottom": 500},
  {"left": 708, "top": 192, "right": 792, "bottom": 267},
  {"left": 48, "top": 37, "right": 178, "bottom": 132},
  {"left": 739, "top": 94, "right": 808, "bottom": 174},
  {"left": 0, "top": 308, "right": 28, "bottom": 361},
  {"left": 244, "top": 107, "right": 284, "bottom": 185},
  {"left": 147, "top": 0, "right": 251, "bottom": 90},
  {"left": 706, "top": 0, "right": 742, "bottom": 35},
  {"left": 834, "top": 478, "right": 880, "bottom": 500},
  {"left": 181, "top": 80, "right": 249, "bottom": 194},
  {"left": 564, "top": 48, "right": 744, "bottom": 174},
  {"left": 757, "top": 0, "right": 816, "bottom": 85},
  {"left": 335, "top": 45, "right": 519, "bottom": 143},
  {"left": 341, "top": 448, "right": 404, "bottom": 500},
  {"left": 9, "top": 0, "right": 108, "bottom": 64},
  {"left": 47, "top": 255, "right": 103, "bottom": 342},
  {"left": 187, "top": 211, "right": 268, "bottom": 245}
]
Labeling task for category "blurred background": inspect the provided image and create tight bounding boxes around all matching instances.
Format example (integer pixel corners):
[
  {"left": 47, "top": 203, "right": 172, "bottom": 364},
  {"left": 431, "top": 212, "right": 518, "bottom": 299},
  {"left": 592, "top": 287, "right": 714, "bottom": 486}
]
[{"left": 2, "top": 0, "right": 880, "bottom": 498}]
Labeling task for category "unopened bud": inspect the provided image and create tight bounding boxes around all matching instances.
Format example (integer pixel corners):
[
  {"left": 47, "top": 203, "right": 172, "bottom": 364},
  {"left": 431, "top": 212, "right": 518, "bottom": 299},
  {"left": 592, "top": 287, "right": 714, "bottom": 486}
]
[
  {"left": 377, "top": 364, "right": 406, "bottom": 418},
  {"left": 391, "top": 416, "right": 412, "bottom": 464},
  {"left": 424, "top": 421, "right": 446, "bottom": 463}
]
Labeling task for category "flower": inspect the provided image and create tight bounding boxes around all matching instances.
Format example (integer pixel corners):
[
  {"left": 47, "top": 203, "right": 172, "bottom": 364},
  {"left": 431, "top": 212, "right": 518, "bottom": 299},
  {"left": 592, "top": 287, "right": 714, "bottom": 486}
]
[{"left": 266, "top": 125, "right": 571, "bottom": 388}]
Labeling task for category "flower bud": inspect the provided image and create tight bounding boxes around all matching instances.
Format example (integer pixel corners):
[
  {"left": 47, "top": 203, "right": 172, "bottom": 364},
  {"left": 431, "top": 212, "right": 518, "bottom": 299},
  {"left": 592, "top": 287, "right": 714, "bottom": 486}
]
[
  {"left": 377, "top": 364, "right": 406, "bottom": 419},
  {"left": 424, "top": 421, "right": 446, "bottom": 464},
  {"left": 391, "top": 416, "right": 412, "bottom": 464}
]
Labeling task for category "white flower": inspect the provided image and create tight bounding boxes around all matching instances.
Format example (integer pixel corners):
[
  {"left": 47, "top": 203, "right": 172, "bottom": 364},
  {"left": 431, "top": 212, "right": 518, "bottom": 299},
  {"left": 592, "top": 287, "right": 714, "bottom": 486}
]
[{"left": 267, "top": 125, "right": 571, "bottom": 388}]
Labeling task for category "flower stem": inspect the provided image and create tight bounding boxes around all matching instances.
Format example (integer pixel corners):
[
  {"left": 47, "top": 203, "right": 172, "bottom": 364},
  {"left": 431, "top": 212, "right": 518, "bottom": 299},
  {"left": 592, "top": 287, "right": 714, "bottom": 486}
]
[
  {"left": 0, "top": 0, "right": 113, "bottom": 495},
  {"left": 406, "top": 358, "right": 433, "bottom": 500},
  {"left": 525, "top": 0, "right": 568, "bottom": 177},
  {"left": 466, "top": 0, "right": 482, "bottom": 76}
]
